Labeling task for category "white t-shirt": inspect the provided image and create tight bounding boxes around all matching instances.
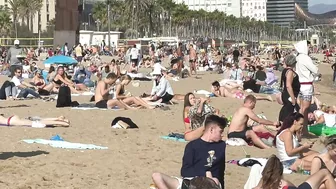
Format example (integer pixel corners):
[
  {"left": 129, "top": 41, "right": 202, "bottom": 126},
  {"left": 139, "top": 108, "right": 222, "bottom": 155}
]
[
  {"left": 130, "top": 48, "right": 138, "bottom": 59},
  {"left": 11, "top": 76, "right": 24, "bottom": 87}
]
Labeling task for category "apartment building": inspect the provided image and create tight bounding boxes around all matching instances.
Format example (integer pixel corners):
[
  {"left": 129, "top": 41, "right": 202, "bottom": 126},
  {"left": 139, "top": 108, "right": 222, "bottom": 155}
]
[{"left": 241, "top": 0, "right": 267, "bottom": 21}]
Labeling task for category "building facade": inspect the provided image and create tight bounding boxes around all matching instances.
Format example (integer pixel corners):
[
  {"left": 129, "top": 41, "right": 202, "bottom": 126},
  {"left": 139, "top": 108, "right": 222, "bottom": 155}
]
[
  {"left": 0, "top": 0, "right": 56, "bottom": 34},
  {"left": 266, "top": 0, "right": 308, "bottom": 26},
  {"left": 174, "top": 0, "right": 242, "bottom": 18},
  {"left": 241, "top": 0, "right": 267, "bottom": 21}
]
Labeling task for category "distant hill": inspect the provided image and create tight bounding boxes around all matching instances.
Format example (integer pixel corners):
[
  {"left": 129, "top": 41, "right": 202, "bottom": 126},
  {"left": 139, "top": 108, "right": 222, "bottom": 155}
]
[{"left": 309, "top": 3, "right": 336, "bottom": 14}]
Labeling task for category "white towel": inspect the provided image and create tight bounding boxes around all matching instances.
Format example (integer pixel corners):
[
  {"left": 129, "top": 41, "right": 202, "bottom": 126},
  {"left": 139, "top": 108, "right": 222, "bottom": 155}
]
[
  {"left": 194, "top": 90, "right": 212, "bottom": 96},
  {"left": 244, "top": 164, "right": 263, "bottom": 189},
  {"left": 22, "top": 139, "right": 108, "bottom": 150}
]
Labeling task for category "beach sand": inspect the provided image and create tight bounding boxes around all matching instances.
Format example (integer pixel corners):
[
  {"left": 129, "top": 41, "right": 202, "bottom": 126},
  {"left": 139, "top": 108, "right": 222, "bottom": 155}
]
[{"left": 0, "top": 56, "right": 335, "bottom": 189}]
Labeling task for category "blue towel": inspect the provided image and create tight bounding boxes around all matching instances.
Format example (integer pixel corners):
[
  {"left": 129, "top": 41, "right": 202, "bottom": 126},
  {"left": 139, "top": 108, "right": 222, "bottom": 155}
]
[
  {"left": 22, "top": 139, "right": 108, "bottom": 150},
  {"left": 161, "top": 133, "right": 187, "bottom": 143}
]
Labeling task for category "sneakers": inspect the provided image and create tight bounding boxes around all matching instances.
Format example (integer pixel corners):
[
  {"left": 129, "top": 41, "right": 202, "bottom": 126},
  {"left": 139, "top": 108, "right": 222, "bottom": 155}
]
[{"left": 31, "top": 121, "right": 46, "bottom": 128}]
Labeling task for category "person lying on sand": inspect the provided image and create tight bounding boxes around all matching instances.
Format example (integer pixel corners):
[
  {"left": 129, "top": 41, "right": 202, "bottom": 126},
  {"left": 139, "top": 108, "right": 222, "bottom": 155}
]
[
  {"left": 211, "top": 81, "right": 273, "bottom": 101},
  {"left": 254, "top": 155, "right": 336, "bottom": 189},
  {"left": 94, "top": 73, "right": 133, "bottom": 110},
  {"left": 228, "top": 95, "right": 280, "bottom": 149},
  {"left": 152, "top": 115, "right": 227, "bottom": 189},
  {"left": 0, "top": 114, "right": 70, "bottom": 127}
]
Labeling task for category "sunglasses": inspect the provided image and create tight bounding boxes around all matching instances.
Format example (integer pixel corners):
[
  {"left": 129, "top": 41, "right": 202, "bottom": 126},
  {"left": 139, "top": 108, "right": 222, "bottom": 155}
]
[{"left": 16, "top": 72, "right": 21, "bottom": 74}]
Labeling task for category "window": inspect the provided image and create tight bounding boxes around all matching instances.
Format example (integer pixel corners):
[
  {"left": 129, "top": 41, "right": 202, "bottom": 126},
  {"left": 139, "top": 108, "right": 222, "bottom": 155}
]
[
  {"left": 47, "top": 4, "right": 49, "bottom": 12},
  {"left": 47, "top": 14, "right": 50, "bottom": 22},
  {"left": 228, "top": 3, "right": 231, "bottom": 7}
]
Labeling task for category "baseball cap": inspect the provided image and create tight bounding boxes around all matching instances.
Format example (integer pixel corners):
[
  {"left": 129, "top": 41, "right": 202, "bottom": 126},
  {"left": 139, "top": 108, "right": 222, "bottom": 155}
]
[{"left": 14, "top": 39, "right": 20, "bottom": 45}]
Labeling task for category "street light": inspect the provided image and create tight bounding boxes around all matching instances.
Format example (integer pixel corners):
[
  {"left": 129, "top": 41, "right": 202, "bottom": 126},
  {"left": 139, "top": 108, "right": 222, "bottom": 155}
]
[
  {"left": 88, "top": 13, "right": 92, "bottom": 27},
  {"left": 82, "top": 22, "right": 88, "bottom": 30},
  {"left": 95, "top": 19, "right": 101, "bottom": 31}
]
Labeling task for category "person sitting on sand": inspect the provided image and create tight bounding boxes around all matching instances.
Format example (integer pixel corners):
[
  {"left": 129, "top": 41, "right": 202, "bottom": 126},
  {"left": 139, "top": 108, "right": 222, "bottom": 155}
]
[
  {"left": 311, "top": 135, "right": 336, "bottom": 189},
  {"left": 152, "top": 115, "right": 227, "bottom": 189},
  {"left": 228, "top": 95, "right": 280, "bottom": 149},
  {"left": 211, "top": 81, "right": 273, "bottom": 101},
  {"left": 0, "top": 114, "right": 70, "bottom": 128},
  {"left": 53, "top": 66, "right": 81, "bottom": 94},
  {"left": 253, "top": 155, "right": 336, "bottom": 189},
  {"left": 31, "top": 70, "right": 55, "bottom": 95},
  {"left": 94, "top": 72, "right": 131, "bottom": 110},
  {"left": 11, "top": 67, "right": 42, "bottom": 99},
  {"left": 275, "top": 113, "right": 318, "bottom": 171},
  {"left": 115, "top": 75, "right": 155, "bottom": 109},
  {"left": 183, "top": 93, "right": 220, "bottom": 141},
  {"left": 147, "top": 66, "right": 174, "bottom": 104}
]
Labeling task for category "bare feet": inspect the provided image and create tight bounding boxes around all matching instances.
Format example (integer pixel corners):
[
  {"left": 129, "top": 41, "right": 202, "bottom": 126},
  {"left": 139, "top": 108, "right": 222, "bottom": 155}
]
[{"left": 267, "top": 95, "right": 273, "bottom": 102}]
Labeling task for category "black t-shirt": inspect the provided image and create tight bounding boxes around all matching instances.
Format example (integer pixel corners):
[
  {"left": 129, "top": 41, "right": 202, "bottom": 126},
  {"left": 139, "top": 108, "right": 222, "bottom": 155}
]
[
  {"left": 255, "top": 70, "right": 267, "bottom": 81},
  {"left": 243, "top": 79, "right": 261, "bottom": 93},
  {"left": 332, "top": 63, "right": 336, "bottom": 71},
  {"left": 275, "top": 50, "right": 281, "bottom": 59},
  {"left": 233, "top": 50, "right": 240, "bottom": 58}
]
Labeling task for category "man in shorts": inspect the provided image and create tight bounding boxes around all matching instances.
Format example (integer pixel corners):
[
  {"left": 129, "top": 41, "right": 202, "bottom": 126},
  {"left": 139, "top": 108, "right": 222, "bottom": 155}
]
[
  {"left": 94, "top": 73, "right": 130, "bottom": 109},
  {"left": 228, "top": 95, "right": 280, "bottom": 149},
  {"left": 151, "top": 115, "right": 227, "bottom": 189}
]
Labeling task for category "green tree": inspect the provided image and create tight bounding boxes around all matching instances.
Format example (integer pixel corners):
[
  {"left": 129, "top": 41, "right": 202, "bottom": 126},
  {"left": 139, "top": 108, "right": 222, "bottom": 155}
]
[{"left": 0, "top": 5, "right": 12, "bottom": 37}]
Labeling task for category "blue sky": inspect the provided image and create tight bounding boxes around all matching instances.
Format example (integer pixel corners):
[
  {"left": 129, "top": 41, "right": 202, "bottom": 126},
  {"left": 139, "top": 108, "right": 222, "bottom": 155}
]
[{"left": 309, "top": 0, "right": 335, "bottom": 6}]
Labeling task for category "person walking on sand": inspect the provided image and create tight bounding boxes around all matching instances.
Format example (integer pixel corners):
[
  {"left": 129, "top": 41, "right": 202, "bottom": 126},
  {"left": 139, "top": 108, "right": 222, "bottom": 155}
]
[{"left": 228, "top": 95, "right": 280, "bottom": 149}]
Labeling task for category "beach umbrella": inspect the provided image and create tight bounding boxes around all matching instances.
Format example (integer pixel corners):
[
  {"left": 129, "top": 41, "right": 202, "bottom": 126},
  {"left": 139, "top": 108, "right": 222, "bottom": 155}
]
[{"left": 44, "top": 55, "right": 77, "bottom": 65}]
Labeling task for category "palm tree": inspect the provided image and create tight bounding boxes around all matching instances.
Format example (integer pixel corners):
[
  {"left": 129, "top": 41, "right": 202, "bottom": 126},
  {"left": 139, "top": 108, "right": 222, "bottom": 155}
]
[
  {"left": 28, "top": 0, "right": 43, "bottom": 32},
  {"left": 0, "top": 5, "right": 12, "bottom": 39}
]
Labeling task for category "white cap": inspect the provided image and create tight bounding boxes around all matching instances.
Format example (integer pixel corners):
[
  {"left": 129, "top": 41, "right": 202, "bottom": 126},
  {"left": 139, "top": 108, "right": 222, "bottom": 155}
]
[
  {"left": 151, "top": 67, "right": 162, "bottom": 76},
  {"left": 14, "top": 39, "right": 20, "bottom": 45}
]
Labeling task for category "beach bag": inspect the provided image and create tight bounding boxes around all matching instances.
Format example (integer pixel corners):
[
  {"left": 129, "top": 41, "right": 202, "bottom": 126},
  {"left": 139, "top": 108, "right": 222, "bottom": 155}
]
[
  {"left": 111, "top": 117, "right": 138, "bottom": 129},
  {"left": 56, "top": 86, "right": 72, "bottom": 107}
]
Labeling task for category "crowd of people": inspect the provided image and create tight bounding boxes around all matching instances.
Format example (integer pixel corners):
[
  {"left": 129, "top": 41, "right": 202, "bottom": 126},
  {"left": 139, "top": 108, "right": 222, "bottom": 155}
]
[{"left": 1, "top": 37, "right": 336, "bottom": 189}]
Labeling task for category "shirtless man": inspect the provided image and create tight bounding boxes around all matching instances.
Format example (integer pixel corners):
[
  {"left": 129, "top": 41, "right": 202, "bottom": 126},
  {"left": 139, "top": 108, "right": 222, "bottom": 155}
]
[
  {"left": 228, "top": 95, "right": 280, "bottom": 149},
  {"left": 95, "top": 73, "right": 130, "bottom": 109},
  {"left": 189, "top": 44, "right": 197, "bottom": 75},
  {"left": 211, "top": 81, "right": 273, "bottom": 101}
]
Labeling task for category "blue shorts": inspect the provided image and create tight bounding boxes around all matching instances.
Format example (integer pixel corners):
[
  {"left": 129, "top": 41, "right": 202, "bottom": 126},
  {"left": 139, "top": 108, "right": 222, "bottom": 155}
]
[{"left": 282, "top": 158, "right": 297, "bottom": 169}]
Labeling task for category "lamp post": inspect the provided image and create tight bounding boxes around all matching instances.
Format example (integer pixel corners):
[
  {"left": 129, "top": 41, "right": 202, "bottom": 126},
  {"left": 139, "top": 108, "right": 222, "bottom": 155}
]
[
  {"left": 82, "top": 22, "right": 88, "bottom": 30},
  {"left": 88, "top": 13, "right": 91, "bottom": 27},
  {"left": 107, "top": 0, "right": 111, "bottom": 51},
  {"left": 95, "top": 19, "right": 101, "bottom": 31}
]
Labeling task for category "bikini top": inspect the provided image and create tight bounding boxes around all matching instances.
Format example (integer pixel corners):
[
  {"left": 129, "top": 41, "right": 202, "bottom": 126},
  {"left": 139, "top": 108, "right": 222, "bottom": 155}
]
[
  {"left": 35, "top": 81, "right": 44, "bottom": 86},
  {"left": 315, "top": 156, "right": 336, "bottom": 178},
  {"left": 53, "top": 79, "right": 63, "bottom": 85}
]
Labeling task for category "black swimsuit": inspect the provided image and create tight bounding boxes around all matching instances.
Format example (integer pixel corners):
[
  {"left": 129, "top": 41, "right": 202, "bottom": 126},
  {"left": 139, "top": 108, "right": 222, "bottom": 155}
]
[
  {"left": 315, "top": 156, "right": 336, "bottom": 178},
  {"left": 53, "top": 79, "right": 63, "bottom": 85}
]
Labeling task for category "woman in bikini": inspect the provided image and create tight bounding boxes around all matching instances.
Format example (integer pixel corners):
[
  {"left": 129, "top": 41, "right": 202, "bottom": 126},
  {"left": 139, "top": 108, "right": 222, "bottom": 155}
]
[
  {"left": 254, "top": 155, "right": 336, "bottom": 189},
  {"left": 311, "top": 135, "right": 336, "bottom": 189},
  {"left": 31, "top": 70, "right": 55, "bottom": 95},
  {"left": 53, "top": 66, "right": 81, "bottom": 94},
  {"left": 183, "top": 92, "right": 220, "bottom": 141},
  {"left": 115, "top": 75, "right": 155, "bottom": 109},
  {"left": 0, "top": 114, "right": 70, "bottom": 128}
]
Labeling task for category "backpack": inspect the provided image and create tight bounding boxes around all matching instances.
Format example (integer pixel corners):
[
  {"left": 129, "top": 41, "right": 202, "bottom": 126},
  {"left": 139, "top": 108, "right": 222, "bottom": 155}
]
[{"left": 56, "top": 86, "right": 72, "bottom": 107}]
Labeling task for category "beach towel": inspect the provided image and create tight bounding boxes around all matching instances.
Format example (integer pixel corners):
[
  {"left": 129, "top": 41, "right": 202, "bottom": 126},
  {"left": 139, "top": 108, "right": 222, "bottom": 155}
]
[
  {"left": 71, "top": 103, "right": 119, "bottom": 111},
  {"left": 161, "top": 133, "right": 187, "bottom": 143},
  {"left": 194, "top": 90, "right": 212, "bottom": 96},
  {"left": 244, "top": 164, "right": 263, "bottom": 189},
  {"left": 226, "top": 138, "right": 248, "bottom": 146},
  {"left": 22, "top": 139, "right": 108, "bottom": 150}
]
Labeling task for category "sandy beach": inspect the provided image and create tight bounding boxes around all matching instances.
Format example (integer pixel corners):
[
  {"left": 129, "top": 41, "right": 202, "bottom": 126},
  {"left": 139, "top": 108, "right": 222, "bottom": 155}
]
[{"left": 0, "top": 55, "right": 335, "bottom": 189}]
